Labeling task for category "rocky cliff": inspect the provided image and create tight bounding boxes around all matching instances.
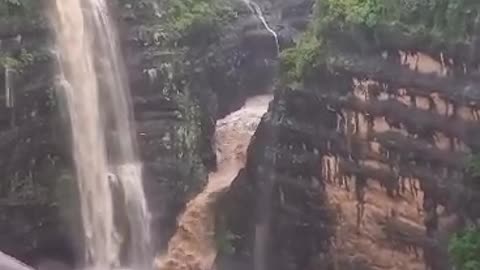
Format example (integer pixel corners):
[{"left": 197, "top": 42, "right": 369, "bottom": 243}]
[
  {"left": 219, "top": 1, "right": 480, "bottom": 270},
  {"left": 216, "top": 87, "right": 336, "bottom": 270}
]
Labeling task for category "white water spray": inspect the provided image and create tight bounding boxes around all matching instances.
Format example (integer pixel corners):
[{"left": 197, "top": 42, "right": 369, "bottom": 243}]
[
  {"left": 242, "top": 0, "right": 280, "bottom": 54},
  {"left": 51, "top": 0, "right": 152, "bottom": 269},
  {"left": 0, "top": 251, "right": 33, "bottom": 270}
]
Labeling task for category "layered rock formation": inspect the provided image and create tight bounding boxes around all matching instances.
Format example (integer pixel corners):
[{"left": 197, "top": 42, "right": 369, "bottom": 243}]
[
  {"left": 216, "top": 87, "right": 337, "bottom": 270},
  {"left": 219, "top": 1, "right": 480, "bottom": 270}
]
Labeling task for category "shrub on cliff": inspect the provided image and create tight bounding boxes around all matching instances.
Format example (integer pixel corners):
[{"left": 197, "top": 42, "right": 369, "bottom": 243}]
[
  {"left": 280, "top": 32, "right": 323, "bottom": 83},
  {"left": 316, "top": 0, "right": 477, "bottom": 41},
  {"left": 0, "top": 48, "right": 34, "bottom": 71},
  {"left": 449, "top": 228, "right": 480, "bottom": 270},
  {"left": 280, "top": 0, "right": 480, "bottom": 84},
  {"left": 0, "top": 0, "right": 36, "bottom": 16},
  {"left": 166, "top": 0, "right": 236, "bottom": 34},
  {"left": 119, "top": 0, "right": 237, "bottom": 46}
]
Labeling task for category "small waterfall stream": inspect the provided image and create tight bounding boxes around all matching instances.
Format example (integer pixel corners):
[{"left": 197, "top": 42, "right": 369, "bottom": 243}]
[
  {"left": 156, "top": 95, "right": 272, "bottom": 270},
  {"left": 242, "top": 0, "right": 280, "bottom": 54},
  {"left": 4, "top": 66, "right": 14, "bottom": 108},
  {"left": 51, "top": 0, "right": 151, "bottom": 269}
]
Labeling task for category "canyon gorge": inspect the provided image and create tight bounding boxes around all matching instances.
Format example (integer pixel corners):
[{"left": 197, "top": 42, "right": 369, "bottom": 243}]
[{"left": 0, "top": 0, "right": 479, "bottom": 270}]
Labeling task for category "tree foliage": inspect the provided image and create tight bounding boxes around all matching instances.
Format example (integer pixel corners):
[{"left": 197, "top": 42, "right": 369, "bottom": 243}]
[
  {"left": 0, "top": 49, "right": 34, "bottom": 71},
  {"left": 319, "top": 0, "right": 384, "bottom": 27},
  {"left": 280, "top": 32, "right": 323, "bottom": 83},
  {"left": 166, "top": 0, "right": 235, "bottom": 33},
  {"left": 449, "top": 228, "right": 480, "bottom": 270},
  {"left": 467, "top": 154, "right": 480, "bottom": 179},
  {"left": 280, "top": 0, "right": 480, "bottom": 84},
  {"left": 119, "top": 0, "right": 236, "bottom": 45},
  {"left": 316, "top": 0, "right": 478, "bottom": 41}
]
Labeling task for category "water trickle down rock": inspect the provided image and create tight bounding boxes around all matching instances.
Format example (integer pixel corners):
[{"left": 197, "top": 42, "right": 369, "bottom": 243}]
[
  {"left": 241, "top": 0, "right": 280, "bottom": 55},
  {"left": 5, "top": 66, "right": 14, "bottom": 109}
]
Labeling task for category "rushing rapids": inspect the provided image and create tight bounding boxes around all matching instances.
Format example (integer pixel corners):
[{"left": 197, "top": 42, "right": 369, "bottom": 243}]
[
  {"left": 51, "top": 0, "right": 152, "bottom": 269},
  {"left": 156, "top": 95, "right": 272, "bottom": 270}
]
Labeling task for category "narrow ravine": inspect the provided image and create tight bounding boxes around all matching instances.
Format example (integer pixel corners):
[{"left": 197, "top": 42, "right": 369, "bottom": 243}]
[{"left": 156, "top": 95, "right": 272, "bottom": 270}]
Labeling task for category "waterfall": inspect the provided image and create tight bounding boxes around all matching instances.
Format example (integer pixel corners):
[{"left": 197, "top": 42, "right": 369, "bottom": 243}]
[
  {"left": 51, "top": 1, "right": 152, "bottom": 269},
  {"left": 156, "top": 95, "right": 272, "bottom": 270},
  {"left": 5, "top": 66, "right": 14, "bottom": 108},
  {"left": 0, "top": 251, "right": 33, "bottom": 270},
  {"left": 242, "top": 0, "right": 280, "bottom": 54}
]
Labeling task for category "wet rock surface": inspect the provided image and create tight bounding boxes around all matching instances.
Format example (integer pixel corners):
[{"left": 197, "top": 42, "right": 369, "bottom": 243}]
[{"left": 216, "top": 88, "right": 335, "bottom": 270}]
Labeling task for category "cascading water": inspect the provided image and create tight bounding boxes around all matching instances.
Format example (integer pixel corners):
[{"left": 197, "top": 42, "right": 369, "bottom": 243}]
[
  {"left": 51, "top": 1, "right": 152, "bottom": 269},
  {"left": 239, "top": 3, "right": 278, "bottom": 269},
  {"left": 156, "top": 95, "right": 272, "bottom": 270},
  {"left": 5, "top": 66, "right": 14, "bottom": 108},
  {"left": 0, "top": 251, "right": 33, "bottom": 270},
  {"left": 242, "top": 0, "right": 280, "bottom": 54}
]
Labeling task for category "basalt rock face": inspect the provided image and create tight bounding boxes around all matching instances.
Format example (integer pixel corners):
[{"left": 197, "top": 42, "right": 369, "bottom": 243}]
[
  {"left": 216, "top": 87, "right": 336, "bottom": 270},
  {"left": 0, "top": 2, "right": 73, "bottom": 265},
  {"left": 220, "top": 2, "right": 480, "bottom": 270},
  {"left": 309, "top": 36, "right": 480, "bottom": 270},
  {"left": 202, "top": 0, "right": 313, "bottom": 117},
  {"left": 218, "top": 63, "right": 479, "bottom": 270}
]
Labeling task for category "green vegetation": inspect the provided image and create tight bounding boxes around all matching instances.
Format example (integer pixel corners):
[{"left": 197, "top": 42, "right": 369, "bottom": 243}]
[
  {"left": 448, "top": 153, "right": 480, "bottom": 270},
  {"left": 317, "top": 0, "right": 385, "bottom": 27},
  {"left": 165, "top": 0, "right": 236, "bottom": 34},
  {"left": 467, "top": 154, "right": 480, "bottom": 178},
  {"left": 0, "top": 0, "right": 37, "bottom": 16},
  {"left": 0, "top": 0, "right": 49, "bottom": 71},
  {"left": 0, "top": 49, "right": 34, "bottom": 71},
  {"left": 281, "top": 32, "right": 323, "bottom": 83},
  {"left": 449, "top": 228, "right": 480, "bottom": 270},
  {"left": 215, "top": 228, "right": 236, "bottom": 255},
  {"left": 280, "top": 0, "right": 480, "bottom": 84},
  {"left": 215, "top": 214, "right": 237, "bottom": 255},
  {"left": 316, "top": 0, "right": 477, "bottom": 40},
  {"left": 120, "top": 0, "right": 236, "bottom": 45}
]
